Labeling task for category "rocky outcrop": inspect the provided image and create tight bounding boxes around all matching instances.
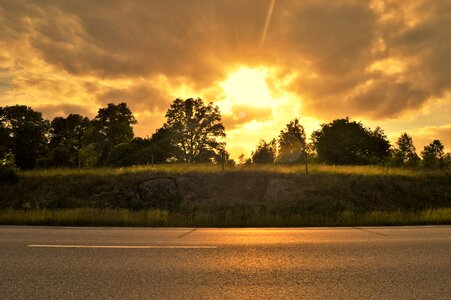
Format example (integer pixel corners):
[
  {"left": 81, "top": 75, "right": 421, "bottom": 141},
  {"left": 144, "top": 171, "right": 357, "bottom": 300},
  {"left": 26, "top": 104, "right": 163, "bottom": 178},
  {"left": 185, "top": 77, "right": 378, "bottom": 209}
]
[
  {"left": 137, "top": 177, "right": 180, "bottom": 210},
  {"left": 263, "top": 178, "right": 297, "bottom": 203}
]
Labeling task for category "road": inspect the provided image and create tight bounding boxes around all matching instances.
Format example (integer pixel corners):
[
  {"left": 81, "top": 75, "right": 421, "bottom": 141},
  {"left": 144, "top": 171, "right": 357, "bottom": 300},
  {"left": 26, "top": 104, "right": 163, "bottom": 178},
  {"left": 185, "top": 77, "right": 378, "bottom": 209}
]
[{"left": 0, "top": 226, "right": 450, "bottom": 299}]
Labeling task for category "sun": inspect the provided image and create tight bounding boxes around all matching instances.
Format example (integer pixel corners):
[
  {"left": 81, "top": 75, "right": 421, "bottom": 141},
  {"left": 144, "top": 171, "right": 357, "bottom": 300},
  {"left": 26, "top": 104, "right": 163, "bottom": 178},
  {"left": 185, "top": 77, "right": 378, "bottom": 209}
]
[{"left": 219, "top": 67, "right": 276, "bottom": 110}]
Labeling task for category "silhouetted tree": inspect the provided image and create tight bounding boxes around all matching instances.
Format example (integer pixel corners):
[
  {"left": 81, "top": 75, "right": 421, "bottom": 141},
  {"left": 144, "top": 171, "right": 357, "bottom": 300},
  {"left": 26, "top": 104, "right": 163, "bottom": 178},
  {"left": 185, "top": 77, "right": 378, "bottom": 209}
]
[
  {"left": 311, "top": 118, "right": 391, "bottom": 165},
  {"left": 392, "top": 133, "right": 420, "bottom": 167},
  {"left": 251, "top": 139, "right": 276, "bottom": 164},
  {"left": 91, "top": 103, "right": 137, "bottom": 164},
  {"left": 48, "top": 114, "right": 90, "bottom": 167},
  {"left": 78, "top": 144, "right": 101, "bottom": 168},
  {"left": 278, "top": 118, "right": 307, "bottom": 163},
  {"left": 0, "top": 124, "right": 10, "bottom": 163},
  {"left": 107, "top": 142, "right": 141, "bottom": 167},
  {"left": 444, "top": 153, "right": 451, "bottom": 171},
  {"left": 421, "top": 139, "right": 445, "bottom": 169},
  {"left": 164, "top": 98, "right": 225, "bottom": 163},
  {"left": 144, "top": 127, "right": 181, "bottom": 163},
  {"left": 0, "top": 105, "right": 49, "bottom": 169},
  {"left": 237, "top": 154, "right": 251, "bottom": 166}
]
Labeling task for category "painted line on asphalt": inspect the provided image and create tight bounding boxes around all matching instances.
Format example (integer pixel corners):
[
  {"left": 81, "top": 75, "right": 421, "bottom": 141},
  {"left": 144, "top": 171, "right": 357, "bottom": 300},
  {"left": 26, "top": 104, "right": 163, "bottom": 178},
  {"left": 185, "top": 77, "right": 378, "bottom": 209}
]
[{"left": 27, "top": 244, "right": 217, "bottom": 249}]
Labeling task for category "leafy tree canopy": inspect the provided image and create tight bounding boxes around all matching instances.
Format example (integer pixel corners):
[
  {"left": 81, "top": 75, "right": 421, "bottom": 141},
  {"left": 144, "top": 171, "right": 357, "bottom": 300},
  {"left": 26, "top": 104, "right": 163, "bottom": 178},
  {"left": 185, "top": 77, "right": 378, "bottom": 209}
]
[
  {"left": 312, "top": 117, "right": 391, "bottom": 165},
  {"left": 164, "top": 98, "right": 225, "bottom": 163},
  {"left": 252, "top": 139, "right": 277, "bottom": 164},
  {"left": 421, "top": 139, "right": 445, "bottom": 169},
  {"left": 393, "top": 133, "right": 420, "bottom": 167},
  {"left": 0, "top": 105, "right": 49, "bottom": 169},
  {"left": 278, "top": 118, "right": 307, "bottom": 163},
  {"left": 91, "top": 102, "right": 137, "bottom": 164},
  {"left": 48, "top": 114, "right": 90, "bottom": 167}
]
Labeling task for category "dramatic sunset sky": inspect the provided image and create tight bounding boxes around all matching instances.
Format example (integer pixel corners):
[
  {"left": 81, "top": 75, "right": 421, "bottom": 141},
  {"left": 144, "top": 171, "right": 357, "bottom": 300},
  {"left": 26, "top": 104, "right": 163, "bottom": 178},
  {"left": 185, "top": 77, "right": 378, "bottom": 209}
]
[{"left": 0, "top": 0, "right": 450, "bottom": 157}]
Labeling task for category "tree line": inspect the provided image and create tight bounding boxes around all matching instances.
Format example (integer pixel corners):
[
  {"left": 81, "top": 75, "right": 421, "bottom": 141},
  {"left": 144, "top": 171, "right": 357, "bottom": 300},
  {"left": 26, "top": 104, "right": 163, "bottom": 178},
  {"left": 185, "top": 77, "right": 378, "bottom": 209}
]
[
  {"left": 249, "top": 117, "right": 449, "bottom": 170},
  {"left": 0, "top": 98, "right": 449, "bottom": 170}
]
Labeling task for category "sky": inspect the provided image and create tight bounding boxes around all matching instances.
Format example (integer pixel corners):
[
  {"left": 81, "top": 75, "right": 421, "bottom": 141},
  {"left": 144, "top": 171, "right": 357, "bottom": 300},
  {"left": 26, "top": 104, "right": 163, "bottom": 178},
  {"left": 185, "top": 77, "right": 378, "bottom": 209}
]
[{"left": 0, "top": 0, "right": 450, "bottom": 158}]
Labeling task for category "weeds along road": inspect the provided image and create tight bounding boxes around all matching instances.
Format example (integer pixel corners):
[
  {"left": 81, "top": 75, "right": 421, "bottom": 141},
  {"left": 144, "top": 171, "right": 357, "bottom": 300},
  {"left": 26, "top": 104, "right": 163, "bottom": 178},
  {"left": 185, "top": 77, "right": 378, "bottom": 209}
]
[{"left": 1, "top": 226, "right": 450, "bottom": 299}]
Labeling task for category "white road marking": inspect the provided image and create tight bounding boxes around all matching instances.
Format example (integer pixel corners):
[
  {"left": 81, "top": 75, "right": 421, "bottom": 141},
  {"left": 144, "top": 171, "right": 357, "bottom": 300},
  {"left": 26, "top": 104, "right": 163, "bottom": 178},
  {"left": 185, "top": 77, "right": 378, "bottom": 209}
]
[{"left": 27, "top": 244, "right": 217, "bottom": 249}]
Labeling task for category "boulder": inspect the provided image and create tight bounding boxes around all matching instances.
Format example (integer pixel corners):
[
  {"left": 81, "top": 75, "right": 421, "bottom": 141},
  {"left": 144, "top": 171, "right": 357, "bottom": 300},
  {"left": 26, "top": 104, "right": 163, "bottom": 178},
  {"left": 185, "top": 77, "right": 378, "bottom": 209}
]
[
  {"left": 137, "top": 177, "right": 179, "bottom": 210},
  {"left": 263, "top": 178, "right": 297, "bottom": 202}
]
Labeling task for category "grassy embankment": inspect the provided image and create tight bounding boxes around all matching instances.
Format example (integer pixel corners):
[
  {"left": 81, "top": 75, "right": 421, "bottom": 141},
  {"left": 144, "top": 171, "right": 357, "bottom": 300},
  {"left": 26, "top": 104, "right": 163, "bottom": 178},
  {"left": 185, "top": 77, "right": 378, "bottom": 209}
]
[{"left": 0, "top": 164, "right": 450, "bottom": 227}]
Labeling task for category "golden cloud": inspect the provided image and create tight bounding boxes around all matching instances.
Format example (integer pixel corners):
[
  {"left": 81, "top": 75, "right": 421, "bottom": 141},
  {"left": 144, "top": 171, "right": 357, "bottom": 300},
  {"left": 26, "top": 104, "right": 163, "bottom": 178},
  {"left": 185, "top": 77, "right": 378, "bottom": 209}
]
[{"left": 0, "top": 0, "right": 449, "bottom": 154}]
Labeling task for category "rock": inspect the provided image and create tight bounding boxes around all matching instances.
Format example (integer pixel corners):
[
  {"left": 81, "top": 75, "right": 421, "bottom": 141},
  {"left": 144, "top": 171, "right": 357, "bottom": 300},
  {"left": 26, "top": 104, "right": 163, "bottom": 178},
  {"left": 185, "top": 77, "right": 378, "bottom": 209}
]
[
  {"left": 175, "top": 176, "right": 199, "bottom": 202},
  {"left": 263, "top": 178, "right": 297, "bottom": 202},
  {"left": 137, "top": 177, "right": 179, "bottom": 210}
]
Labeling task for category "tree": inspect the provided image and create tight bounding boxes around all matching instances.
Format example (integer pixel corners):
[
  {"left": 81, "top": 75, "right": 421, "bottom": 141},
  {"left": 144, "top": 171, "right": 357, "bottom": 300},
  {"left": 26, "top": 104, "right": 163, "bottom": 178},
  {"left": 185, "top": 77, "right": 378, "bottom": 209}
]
[
  {"left": 0, "top": 105, "right": 49, "bottom": 169},
  {"left": 237, "top": 154, "right": 251, "bottom": 166},
  {"left": 311, "top": 117, "right": 391, "bottom": 165},
  {"left": 421, "top": 139, "right": 445, "bottom": 169},
  {"left": 164, "top": 98, "right": 225, "bottom": 163},
  {"left": 145, "top": 127, "right": 181, "bottom": 163},
  {"left": 107, "top": 143, "right": 140, "bottom": 167},
  {"left": 278, "top": 118, "right": 307, "bottom": 162},
  {"left": 0, "top": 123, "right": 10, "bottom": 163},
  {"left": 393, "top": 133, "right": 420, "bottom": 167},
  {"left": 91, "top": 103, "right": 137, "bottom": 164},
  {"left": 444, "top": 153, "right": 451, "bottom": 171},
  {"left": 251, "top": 139, "right": 276, "bottom": 164},
  {"left": 48, "top": 114, "right": 90, "bottom": 167},
  {"left": 78, "top": 144, "right": 101, "bottom": 168}
]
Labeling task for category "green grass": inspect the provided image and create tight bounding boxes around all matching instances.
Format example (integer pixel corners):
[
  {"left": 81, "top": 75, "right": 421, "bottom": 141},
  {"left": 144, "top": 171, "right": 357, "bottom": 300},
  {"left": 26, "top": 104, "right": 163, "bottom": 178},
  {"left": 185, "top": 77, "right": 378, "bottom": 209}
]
[
  {"left": 2, "top": 164, "right": 449, "bottom": 227},
  {"left": 19, "top": 163, "right": 443, "bottom": 178},
  {"left": 1, "top": 208, "right": 450, "bottom": 227}
]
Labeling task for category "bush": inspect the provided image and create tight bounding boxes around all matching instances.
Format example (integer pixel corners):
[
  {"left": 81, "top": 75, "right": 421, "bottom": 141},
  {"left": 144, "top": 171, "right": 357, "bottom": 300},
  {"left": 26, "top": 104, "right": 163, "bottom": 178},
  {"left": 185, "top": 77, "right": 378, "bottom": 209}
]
[{"left": 0, "top": 165, "right": 17, "bottom": 183}]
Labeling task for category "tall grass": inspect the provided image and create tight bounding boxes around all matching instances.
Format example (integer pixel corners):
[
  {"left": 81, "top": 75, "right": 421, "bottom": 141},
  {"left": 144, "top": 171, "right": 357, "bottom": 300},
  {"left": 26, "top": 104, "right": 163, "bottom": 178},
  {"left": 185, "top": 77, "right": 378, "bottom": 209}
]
[
  {"left": 19, "top": 163, "right": 442, "bottom": 178},
  {"left": 1, "top": 208, "right": 450, "bottom": 227}
]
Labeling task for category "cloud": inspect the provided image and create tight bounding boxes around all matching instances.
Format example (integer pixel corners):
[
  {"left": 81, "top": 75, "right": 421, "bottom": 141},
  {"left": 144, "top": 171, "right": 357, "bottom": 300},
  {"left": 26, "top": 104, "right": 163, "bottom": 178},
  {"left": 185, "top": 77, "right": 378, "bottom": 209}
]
[
  {"left": 411, "top": 125, "right": 451, "bottom": 153},
  {"left": 223, "top": 104, "right": 273, "bottom": 130},
  {"left": 0, "top": 0, "right": 449, "bottom": 155},
  {"left": 96, "top": 83, "right": 170, "bottom": 112},
  {"left": 36, "top": 103, "right": 94, "bottom": 120}
]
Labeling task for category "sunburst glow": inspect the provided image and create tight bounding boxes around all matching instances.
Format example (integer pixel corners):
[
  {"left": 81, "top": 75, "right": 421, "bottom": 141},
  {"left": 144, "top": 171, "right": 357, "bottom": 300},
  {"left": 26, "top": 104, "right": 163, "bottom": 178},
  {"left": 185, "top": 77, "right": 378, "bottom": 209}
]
[{"left": 220, "top": 67, "right": 277, "bottom": 109}]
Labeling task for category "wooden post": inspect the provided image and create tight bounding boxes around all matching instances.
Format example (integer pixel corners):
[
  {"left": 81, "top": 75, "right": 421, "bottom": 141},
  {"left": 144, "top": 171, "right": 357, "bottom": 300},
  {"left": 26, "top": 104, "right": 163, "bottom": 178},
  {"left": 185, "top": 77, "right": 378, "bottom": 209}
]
[{"left": 221, "top": 150, "right": 225, "bottom": 173}]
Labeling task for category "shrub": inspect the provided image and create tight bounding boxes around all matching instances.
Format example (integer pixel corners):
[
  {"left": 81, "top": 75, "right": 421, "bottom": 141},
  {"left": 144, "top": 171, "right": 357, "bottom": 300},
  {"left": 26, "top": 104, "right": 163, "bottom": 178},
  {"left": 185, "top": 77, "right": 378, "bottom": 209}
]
[{"left": 0, "top": 164, "right": 17, "bottom": 183}]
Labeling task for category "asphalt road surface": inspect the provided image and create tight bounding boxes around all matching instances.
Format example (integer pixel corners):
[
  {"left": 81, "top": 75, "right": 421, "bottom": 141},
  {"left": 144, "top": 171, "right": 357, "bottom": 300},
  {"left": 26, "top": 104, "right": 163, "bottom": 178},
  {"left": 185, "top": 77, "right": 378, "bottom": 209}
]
[{"left": 1, "top": 226, "right": 450, "bottom": 299}]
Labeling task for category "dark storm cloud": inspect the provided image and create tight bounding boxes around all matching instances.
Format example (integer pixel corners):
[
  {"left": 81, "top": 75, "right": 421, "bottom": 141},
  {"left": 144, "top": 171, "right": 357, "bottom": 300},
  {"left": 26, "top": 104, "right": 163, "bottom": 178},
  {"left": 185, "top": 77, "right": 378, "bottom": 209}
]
[{"left": 0, "top": 0, "right": 449, "bottom": 121}]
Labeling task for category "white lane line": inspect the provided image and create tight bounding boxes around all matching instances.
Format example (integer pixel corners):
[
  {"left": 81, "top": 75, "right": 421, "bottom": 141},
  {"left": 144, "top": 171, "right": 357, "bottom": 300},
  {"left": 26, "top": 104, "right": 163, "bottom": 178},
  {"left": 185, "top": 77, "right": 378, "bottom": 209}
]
[{"left": 27, "top": 245, "right": 217, "bottom": 249}]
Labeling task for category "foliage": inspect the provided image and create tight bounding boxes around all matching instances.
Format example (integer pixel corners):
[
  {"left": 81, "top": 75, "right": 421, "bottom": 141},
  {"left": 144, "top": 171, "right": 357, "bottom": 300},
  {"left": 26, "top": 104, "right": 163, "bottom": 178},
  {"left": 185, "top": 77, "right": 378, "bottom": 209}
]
[
  {"left": 164, "top": 98, "right": 225, "bottom": 162},
  {"left": 1, "top": 168, "right": 450, "bottom": 226},
  {"left": 0, "top": 105, "right": 49, "bottom": 169},
  {"left": 312, "top": 117, "right": 391, "bottom": 165},
  {"left": 392, "top": 133, "right": 420, "bottom": 167},
  {"left": 0, "top": 164, "right": 17, "bottom": 183},
  {"left": 91, "top": 103, "right": 137, "bottom": 164},
  {"left": 251, "top": 139, "right": 277, "bottom": 164},
  {"left": 237, "top": 154, "right": 251, "bottom": 166},
  {"left": 421, "top": 139, "right": 445, "bottom": 169},
  {"left": 1, "top": 207, "right": 450, "bottom": 227},
  {"left": 78, "top": 144, "right": 102, "bottom": 168},
  {"left": 48, "top": 114, "right": 90, "bottom": 167},
  {"left": 147, "top": 127, "right": 181, "bottom": 163},
  {"left": 0, "top": 124, "right": 10, "bottom": 161},
  {"left": 107, "top": 143, "right": 141, "bottom": 167},
  {"left": 277, "top": 118, "right": 307, "bottom": 163}
]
